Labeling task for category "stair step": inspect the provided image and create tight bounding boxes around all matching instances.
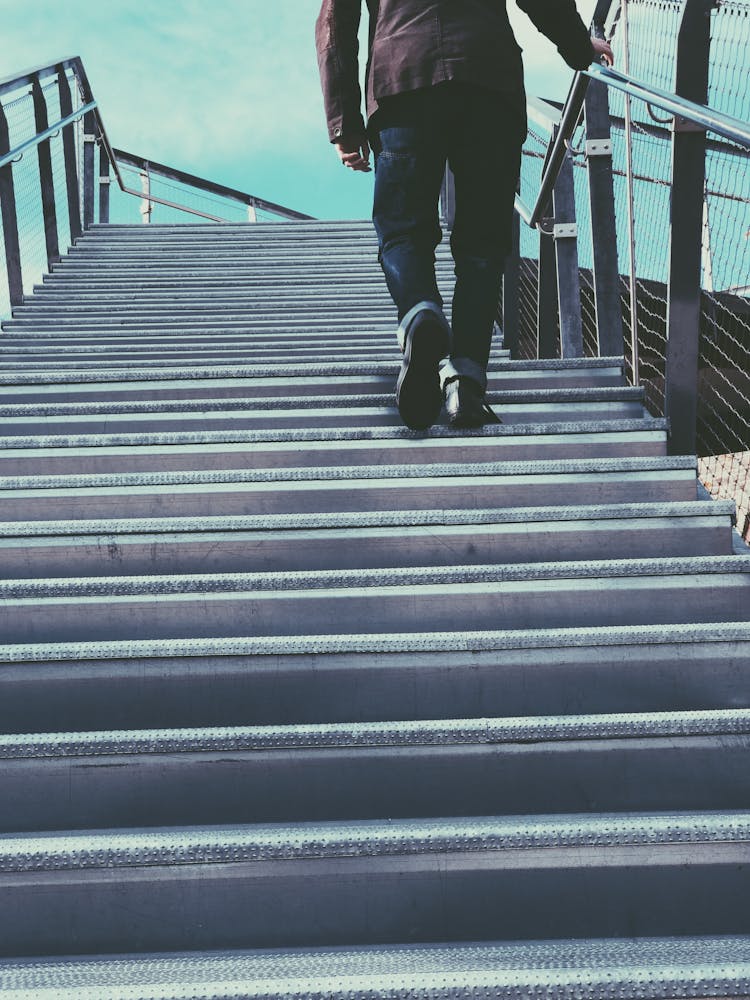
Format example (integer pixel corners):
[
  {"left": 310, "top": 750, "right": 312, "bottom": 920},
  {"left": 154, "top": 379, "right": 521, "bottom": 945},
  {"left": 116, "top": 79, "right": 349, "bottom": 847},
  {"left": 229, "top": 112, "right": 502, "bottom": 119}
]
[
  {"left": 0, "top": 384, "right": 642, "bottom": 417},
  {"left": 0, "top": 456, "right": 697, "bottom": 520},
  {"left": 0, "top": 502, "right": 733, "bottom": 578},
  {"left": 2, "top": 710, "right": 748, "bottom": 831},
  {"left": 0, "top": 392, "right": 646, "bottom": 431},
  {"left": 0, "top": 812, "right": 748, "bottom": 955},
  {"left": 2, "top": 937, "right": 749, "bottom": 1000},
  {"left": 0, "top": 361, "right": 627, "bottom": 403},
  {"left": 0, "top": 356, "right": 594, "bottom": 383},
  {"left": 0, "top": 422, "right": 669, "bottom": 473},
  {"left": 2, "top": 622, "right": 748, "bottom": 732},
  {"left": 0, "top": 555, "right": 747, "bottom": 643}
]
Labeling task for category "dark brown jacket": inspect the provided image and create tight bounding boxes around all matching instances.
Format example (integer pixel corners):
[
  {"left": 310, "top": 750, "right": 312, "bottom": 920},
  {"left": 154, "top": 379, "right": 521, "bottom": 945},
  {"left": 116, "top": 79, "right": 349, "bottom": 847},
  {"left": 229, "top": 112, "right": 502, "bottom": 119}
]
[{"left": 316, "top": 0, "right": 595, "bottom": 142}]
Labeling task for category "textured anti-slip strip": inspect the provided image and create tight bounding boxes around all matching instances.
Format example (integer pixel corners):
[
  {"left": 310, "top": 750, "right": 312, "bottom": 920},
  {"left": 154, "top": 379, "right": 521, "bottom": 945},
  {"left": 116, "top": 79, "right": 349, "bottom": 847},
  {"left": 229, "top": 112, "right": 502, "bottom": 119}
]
[
  {"left": 0, "top": 360, "right": 618, "bottom": 385},
  {"left": 1, "top": 811, "right": 749, "bottom": 872},
  {"left": 0, "top": 501, "right": 731, "bottom": 538},
  {"left": 2, "top": 709, "right": 749, "bottom": 759},
  {"left": 2, "top": 555, "right": 748, "bottom": 600},
  {"left": 0, "top": 388, "right": 642, "bottom": 418},
  {"left": 0, "top": 389, "right": 641, "bottom": 417},
  {"left": 1, "top": 937, "right": 750, "bottom": 1000},
  {"left": 1, "top": 621, "right": 748, "bottom": 663},
  {"left": 0, "top": 456, "right": 696, "bottom": 492},
  {"left": 0, "top": 418, "right": 668, "bottom": 451}
]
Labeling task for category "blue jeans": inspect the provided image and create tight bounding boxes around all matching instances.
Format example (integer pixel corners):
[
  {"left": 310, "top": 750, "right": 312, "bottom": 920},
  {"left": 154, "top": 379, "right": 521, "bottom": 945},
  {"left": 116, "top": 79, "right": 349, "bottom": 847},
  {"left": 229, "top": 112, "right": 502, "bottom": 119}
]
[{"left": 370, "top": 82, "right": 525, "bottom": 390}]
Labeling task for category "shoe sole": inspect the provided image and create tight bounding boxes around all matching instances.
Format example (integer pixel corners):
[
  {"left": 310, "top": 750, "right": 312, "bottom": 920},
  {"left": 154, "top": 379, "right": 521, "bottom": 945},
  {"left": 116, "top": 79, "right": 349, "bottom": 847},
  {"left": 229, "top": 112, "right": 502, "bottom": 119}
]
[{"left": 396, "top": 315, "right": 450, "bottom": 430}]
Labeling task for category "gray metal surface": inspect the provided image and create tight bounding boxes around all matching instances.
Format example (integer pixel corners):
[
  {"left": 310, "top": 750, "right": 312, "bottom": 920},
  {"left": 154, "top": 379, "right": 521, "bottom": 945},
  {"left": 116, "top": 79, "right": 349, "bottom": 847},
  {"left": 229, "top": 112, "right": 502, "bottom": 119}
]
[
  {"left": 4, "top": 708, "right": 750, "bottom": 758},
  {"left": 2, "top": 620, "right": 749, "bottom": 663},
  {"left": 3, "top": 937, "right": 750, "bottom": 999},
  {"left": 2, "top": 811, "right": 750, "bottom": 872}
]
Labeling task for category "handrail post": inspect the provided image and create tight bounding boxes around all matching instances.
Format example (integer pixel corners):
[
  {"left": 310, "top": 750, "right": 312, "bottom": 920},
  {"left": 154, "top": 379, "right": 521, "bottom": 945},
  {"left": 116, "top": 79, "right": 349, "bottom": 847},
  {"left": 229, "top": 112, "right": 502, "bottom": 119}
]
[
  {"left": 99, "top": 144, "right": 110, "bottom": 224},
  {"left": 56, "top": 64, "right": 82, "bottom": 242},
  {"left": 247, "top": 199, "right": 258, "bottom": 223},
  {"left": 502, "top": 199, "right": 521, "bottom": 357},
  {"left": 664, "top": 0, "right": 715, "bottom": 455},
  {"left": 584, "top": 52, "right": 624, "bottom": 358},
  {"left": 82, "top": 109, "right": 96, "bottom": 228},
  {"left": 537, "top": 227, "right": 559, "bottom": 359},
  {"left": 0, "top": 102, "right": 23, "bottom": 307},
  {"left": 552, "top": 148, "right": 583, "bottom": 358},
  {"left": 31, "top": 77, "right": 59, "bottom": 267},
  {"left": 140, "top": 165, "right": 153, "bottom": 223}
]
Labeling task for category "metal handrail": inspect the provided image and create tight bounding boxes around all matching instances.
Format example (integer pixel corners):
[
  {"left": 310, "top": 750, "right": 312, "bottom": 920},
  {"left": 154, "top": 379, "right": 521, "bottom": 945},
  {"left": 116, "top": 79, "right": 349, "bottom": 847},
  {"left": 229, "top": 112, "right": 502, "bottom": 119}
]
[
  {"left": 587, "top": 64, "right": 750, "bottom": 148},
  {"left": 516, "top": 61, "right": 750, "bottom": 231},
  {"left": 516, "top": 71, "right": 590, "bottom": 228},
  {"left": 0, "top": 55, "right": 312, "bottom": 224},
  {"left": 112, "top": 149, "right": 313, "bottom": 222},
  {"left": 0, "top": 57, "right": 78, "bottom": 99},
  {"left": 0, "top": 100, "right": 97, "bottom": 170}
]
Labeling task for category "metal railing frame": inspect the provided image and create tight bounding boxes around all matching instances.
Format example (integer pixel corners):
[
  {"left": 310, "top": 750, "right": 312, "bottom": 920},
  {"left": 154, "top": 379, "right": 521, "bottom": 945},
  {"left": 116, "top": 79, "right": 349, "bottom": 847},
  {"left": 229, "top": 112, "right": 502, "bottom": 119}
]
[
  {"left": 0, "top": 56, "right": 313, "bottom": 310},
  {"left": 504, "top": 0, "right": 750, "bottom": 456}
]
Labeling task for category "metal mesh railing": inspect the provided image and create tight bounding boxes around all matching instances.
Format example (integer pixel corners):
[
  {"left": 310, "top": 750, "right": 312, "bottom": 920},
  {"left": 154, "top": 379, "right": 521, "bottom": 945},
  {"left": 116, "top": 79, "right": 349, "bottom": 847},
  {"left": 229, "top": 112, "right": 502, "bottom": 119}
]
[
  {"left": 109, "top": 164, "right": 283, "bottom": 225},
  {"left": 1, "top": 59, "right": 311, "bottom": 321},
  {"left": 0, "top": 74, "right": 79, "bottom": 319},
  {"left": 511, "top": 0, "right": 750, "bottom": 542}
]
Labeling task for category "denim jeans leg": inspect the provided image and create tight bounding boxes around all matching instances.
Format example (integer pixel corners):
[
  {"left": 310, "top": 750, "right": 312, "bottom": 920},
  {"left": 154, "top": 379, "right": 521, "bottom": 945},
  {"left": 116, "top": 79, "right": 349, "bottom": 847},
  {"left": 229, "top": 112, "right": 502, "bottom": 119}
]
[
  {"left": 372, "top": 124, "right": 446, "bottom": 322},
  {"left": 446, "top": 90, "right": 523, "bottom": 383}
]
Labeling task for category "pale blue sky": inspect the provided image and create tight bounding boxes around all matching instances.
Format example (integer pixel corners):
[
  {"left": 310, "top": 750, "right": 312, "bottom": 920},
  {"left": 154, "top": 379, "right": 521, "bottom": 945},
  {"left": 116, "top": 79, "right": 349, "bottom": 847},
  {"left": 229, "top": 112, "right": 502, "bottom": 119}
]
[{"left": 1, "top": 0, "right": 597, "bottom": 221}]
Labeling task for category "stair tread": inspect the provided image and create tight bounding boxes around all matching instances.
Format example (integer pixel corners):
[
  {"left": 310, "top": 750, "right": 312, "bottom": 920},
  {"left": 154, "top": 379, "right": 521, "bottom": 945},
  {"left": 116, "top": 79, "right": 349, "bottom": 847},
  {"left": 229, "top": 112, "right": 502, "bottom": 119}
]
[
  {"left": 4, "top": 708, "right": 750, "bottom": 759},
  {"left": 0, "top": 419, "right": 667, "bottom": 453},
  {"left": 2, "top": 936, "right": 750, "bottom": 999},
  {"left": 0, "top": 387, "right": 645, "bottom": 418},
  {"left": 3, "top": 810, "right": 750, "bottom": 873},
  {"left": 2, "top": 620, "right": 749, "bottom": 663},
  {"left": 0, "top": 500, "right": 730, "bottom": 537},
  {"left": 0, "top": 455, "right": 695, "bottom": 493},
  {"left": 2, "top": 554, "right": 749, "bottom": 600}
]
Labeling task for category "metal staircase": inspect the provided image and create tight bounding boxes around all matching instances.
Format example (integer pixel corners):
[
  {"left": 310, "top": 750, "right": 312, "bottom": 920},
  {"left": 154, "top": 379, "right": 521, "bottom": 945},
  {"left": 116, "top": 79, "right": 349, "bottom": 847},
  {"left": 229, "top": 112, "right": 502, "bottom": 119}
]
[{"left": 0, "top": 218, "right": 749, "bottom": 997}]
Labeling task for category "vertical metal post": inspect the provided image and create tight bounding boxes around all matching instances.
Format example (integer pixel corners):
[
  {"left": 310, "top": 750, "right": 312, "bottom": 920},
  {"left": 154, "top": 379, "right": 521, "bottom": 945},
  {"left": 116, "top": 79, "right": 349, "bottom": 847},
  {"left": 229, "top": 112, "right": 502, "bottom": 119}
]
[
  {"left": 82, "top": 110, "right": 96, "bottom": 228},
  {"left": 664, "top": 0, "right": 714, "bottom": 455},
  {"left": 537, "top": 228, "right": 559, "bottom": 358},
  {"left": 98, "top": 145, "right": 110, "bottom": 224},
  {"left": 502, "top": 205, "right": 521, "bottom": 357},
  {"left": 31, "top": 77, "right": 59, "bottom": 267},
  {"left": 552, "top": 149, "right": 583, "bottom": 358},
  {"left": 247, "top": 200, "right": 258, "bottom": 223},
  {"left": 56, "top": 65, "right": 82, "bottom": 242},
  {"left": 0, "top": 103, "right": 24, "bottom": 307},
  {"left": 140, "top": 167, "right": 153, "bottom": 223},
  {"left": 621, "top": 0, "right": 641, "bottom": 383},
  {"left": 584, "top": 54, "right": 624, "bottom": 358}
]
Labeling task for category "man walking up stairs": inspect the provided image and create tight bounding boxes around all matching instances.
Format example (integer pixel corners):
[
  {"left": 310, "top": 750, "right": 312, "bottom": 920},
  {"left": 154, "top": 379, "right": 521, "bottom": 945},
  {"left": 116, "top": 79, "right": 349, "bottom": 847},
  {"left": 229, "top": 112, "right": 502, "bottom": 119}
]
[{"left": 0, "top": 220, "right": 749, "bottom": 996}]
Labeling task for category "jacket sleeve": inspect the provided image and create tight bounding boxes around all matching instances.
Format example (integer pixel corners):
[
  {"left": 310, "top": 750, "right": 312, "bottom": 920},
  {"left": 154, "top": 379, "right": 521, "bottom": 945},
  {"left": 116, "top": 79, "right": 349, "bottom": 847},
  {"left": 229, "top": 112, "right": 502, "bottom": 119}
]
[
  {"left": 516, "top": 0, "right": 595, "bottom": 71},
  {"left": 315, "top": 0, "right": 366, "bottom": 143}
]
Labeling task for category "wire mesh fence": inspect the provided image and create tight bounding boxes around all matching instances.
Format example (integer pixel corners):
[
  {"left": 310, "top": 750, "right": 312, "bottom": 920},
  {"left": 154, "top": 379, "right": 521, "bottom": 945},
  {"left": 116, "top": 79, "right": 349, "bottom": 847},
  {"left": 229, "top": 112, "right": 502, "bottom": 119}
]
[
  {"left": 0, "top": 72, "right": 83, "bottom": 320},
  {"left": 0, "top": 65, "right": 295, "bottom": 319},
  {"left": 109, "top": 164, "right": 253, "bottom": 225},
  {"left": 508, "top": 0, "right": 750, "bottom": 542}
]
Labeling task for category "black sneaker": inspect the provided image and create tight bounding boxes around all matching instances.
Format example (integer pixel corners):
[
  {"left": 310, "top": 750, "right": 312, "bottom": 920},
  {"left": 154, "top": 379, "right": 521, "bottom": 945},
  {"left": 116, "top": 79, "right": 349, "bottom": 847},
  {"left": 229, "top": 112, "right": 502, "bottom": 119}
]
[
  {"left": 396, "top": 303, "right": 451, "bottom": 430},
  {"left": 444, "top": 376, "right": 501, "bottom": 428}
]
